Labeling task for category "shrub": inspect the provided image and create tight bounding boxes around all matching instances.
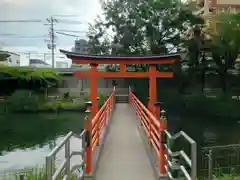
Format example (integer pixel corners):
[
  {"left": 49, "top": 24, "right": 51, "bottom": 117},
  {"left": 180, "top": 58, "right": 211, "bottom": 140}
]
[{"left": 7, "top": 90, "right": 42, "bottom": 112}]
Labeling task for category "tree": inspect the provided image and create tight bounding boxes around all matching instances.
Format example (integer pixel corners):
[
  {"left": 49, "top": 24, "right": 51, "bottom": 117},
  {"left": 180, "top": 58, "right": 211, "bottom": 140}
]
[
  {"left": 210, "top": 12, "right": 240, "bottom": 93},
  {"left": 0, "top": 51, "right": 10, "bottom": 62},
  {"left": 87, "top": 0, "right": 204, "bottom": 98},
  {"left": 87, "top": 0, "right": 204, "bottom": 56}
]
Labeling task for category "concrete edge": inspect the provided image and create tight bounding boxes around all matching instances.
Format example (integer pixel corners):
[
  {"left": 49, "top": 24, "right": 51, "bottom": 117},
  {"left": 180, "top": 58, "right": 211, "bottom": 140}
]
[
  {"left": 136, "top": 121, "right": 168, "bottom": 180},
  {"left": 92, "top": 105, "right": 116, "bottom": 179}
]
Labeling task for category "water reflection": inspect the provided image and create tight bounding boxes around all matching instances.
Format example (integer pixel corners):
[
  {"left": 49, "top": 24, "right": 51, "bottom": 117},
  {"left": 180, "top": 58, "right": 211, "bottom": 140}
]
[
  {"left": 1, "top": 113, "right": 240, "bottom": 175},
  {"left": 0, "top": 112, "right": 85, "bottom": 173},
  {"left": 169, "top": 115, "right": 240, "bottom": 175}
]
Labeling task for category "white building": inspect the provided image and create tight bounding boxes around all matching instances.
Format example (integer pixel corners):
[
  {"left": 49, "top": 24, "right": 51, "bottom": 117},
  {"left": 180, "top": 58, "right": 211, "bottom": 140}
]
[
  {"left": 29, "top": 59, "right": 51, "bottom": 68},
  {"left": 0, "top": 51, "right": 20, "bottom": 66},
  {"left": 56, "top": 61, "right": 69, "bottom": 68}
]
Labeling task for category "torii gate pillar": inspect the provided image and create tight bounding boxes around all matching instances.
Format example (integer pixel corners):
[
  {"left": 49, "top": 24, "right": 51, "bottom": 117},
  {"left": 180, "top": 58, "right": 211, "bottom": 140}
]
[
  {"left": 90, "top": 63, "right": 98, "bottom": 118},
  {"left": 149, "top": 64, "right": 157, "bottom": 113}
]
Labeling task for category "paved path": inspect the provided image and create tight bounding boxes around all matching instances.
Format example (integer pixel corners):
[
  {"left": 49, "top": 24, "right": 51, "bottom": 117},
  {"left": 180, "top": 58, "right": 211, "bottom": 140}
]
[{"left": 94, "top": 103, "right": 156, "bottom": 180}]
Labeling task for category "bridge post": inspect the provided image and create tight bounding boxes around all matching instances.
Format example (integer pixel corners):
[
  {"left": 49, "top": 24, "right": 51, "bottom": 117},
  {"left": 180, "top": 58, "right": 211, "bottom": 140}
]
[
  {"left": 159, "top": 110, "right": 167, "bottom": 175},
  {"left": 96, "top": 96, "right": 100, "bottom": 113},
  {"left": 84, "top": 101, "right": 93, "bottom": 179}
]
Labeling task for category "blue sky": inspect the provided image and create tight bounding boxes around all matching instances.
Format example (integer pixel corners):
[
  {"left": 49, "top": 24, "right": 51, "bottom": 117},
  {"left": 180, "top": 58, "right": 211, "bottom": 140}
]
[{"left": 0, "top": 0, "right": 102, "bottom": 54}]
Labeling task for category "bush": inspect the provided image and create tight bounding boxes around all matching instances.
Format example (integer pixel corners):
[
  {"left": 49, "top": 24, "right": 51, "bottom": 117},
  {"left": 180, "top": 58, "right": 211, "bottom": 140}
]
[
  {"left": 42, "top": 99, "right": 86, "bottom": 111},
  {"left": 7, "top": 90, "right": 42, "bottom": 112},
  {"left": 83, "top": 92, "right": 107, "bottom": 108},
  {"left": 159, "top": 90, "right": 240, "bottom": 120}
]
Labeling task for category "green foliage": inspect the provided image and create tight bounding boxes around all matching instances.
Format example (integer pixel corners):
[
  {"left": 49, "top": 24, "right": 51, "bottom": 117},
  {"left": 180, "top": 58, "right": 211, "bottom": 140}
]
[
  {"left": 7, "top": 90, "right": 41, "bottom": 112},
  {"left": 83, "top": 92, "right": 108, "bottom": 108},
  {"left": 98, "top": 92, "right": 107, "bottom": 107},
  {"left": 0, "top": 51, "right": 10, "bottom": 61},
  {"left": 87, "top": 0, "right": 204, "bottom": 55},
  {"left": 3, "top": 90, "right": 89, "bottom": 113},
  {"left": 63, "top": 92, "right": 70, "bottom": 99},
  {"left": 42, "top": 99, "right": 86, "bottom": 111},
  {"left": 0, "top": 66, "right": 61, "bottom": 88},
  {"left": 183, "top": 12, "right": 240, "bottom": 93},
  {"left": 159, "top": 88, "right": 240, "bottom": 119}
]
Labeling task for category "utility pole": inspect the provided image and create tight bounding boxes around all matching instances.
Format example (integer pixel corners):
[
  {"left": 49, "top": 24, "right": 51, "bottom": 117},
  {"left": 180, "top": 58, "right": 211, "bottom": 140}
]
[
  {"left": 50, "top": 16, "right": 54, "bottom": 68},
  {"left": 46, "top": 16, "right": 58, "bottom": 68}
]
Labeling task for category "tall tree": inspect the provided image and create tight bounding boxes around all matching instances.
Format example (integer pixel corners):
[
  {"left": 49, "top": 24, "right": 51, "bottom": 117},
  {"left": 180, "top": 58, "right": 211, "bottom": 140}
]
[
  {"left": 87, "top": 0, "right": 204, "bottom": 56},
  {"left": 210, "top": 12, "right": 240, "bottom": 92}
]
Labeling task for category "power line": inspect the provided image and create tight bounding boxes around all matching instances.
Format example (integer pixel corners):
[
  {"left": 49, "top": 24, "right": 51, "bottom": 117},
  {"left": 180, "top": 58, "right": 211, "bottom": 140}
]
[
  {"left": 0, "top": 35, "right": 47, "bottom": 39},
  {"left": 52, "top": 15, "right": 81, "bottom": 17},
  {"left": 55, "top": 32, "right": 80, "bottom": 37},
  {"left": 0, "top": 19, "right": 43, "bottom": 23},
  {"left": 55, "top": 29, "right": 87, "bottom": 33},
  {"left": 55, "top": 18, "right": 82, "bottom": 24}
]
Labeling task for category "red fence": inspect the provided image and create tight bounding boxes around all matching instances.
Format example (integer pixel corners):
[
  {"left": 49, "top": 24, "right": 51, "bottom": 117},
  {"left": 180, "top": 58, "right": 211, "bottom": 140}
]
[
  {"left": 91, "top": 89, "right": 115, "bottom": 152},
  {"left": 129, "top": 89, "right": 167, "bottom": 174},
  {"left": 85, "top": 87, "right": 116, "bottom": 174}
]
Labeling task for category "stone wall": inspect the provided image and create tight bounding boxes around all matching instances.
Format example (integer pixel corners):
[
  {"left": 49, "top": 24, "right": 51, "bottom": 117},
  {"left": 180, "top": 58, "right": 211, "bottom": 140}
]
[{"left": 54, "top": 75, "right": 127, "bottom": 97}]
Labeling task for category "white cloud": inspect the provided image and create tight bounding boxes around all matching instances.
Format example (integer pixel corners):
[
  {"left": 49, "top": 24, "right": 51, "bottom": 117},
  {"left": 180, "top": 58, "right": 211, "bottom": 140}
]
[{"left": 0, "top": 0, "right": 102, "bottom": 52}]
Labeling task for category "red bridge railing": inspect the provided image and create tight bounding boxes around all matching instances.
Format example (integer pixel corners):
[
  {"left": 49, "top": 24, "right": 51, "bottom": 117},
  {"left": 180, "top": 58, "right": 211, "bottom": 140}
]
[
  {"left": 129, "top": 87, "right": 197, "bottom": 180},
  {"left": 129, "top": 89, "right": 166, "bottom": 174},
  {"left": 85, "top": 87, "right": 116, "bottom": 174}
]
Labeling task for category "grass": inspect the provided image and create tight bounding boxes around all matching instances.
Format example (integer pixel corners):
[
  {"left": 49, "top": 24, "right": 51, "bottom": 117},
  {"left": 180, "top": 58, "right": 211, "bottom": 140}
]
[
  {"left": 3, "top": 167, "right": 78, "bottom": 180},
  {"left": 213, "top": 174, "right": 240, "bottom": 180}
]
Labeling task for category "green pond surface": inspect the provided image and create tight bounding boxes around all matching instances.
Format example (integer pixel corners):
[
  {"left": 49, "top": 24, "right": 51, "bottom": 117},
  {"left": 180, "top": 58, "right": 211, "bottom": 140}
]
[
  {"left": 0, "top": 112, "right": 240, "bottom": 176},
  {"left": 0, "top": 112, "right": 85, "bottom": 174}
]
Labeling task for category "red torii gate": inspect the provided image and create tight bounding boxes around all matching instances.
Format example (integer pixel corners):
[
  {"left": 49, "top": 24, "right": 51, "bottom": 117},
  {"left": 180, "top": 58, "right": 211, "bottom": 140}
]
[
  {"left": 60, "top": 50, "right": 180, "bottom": 174},
  {"left": 60, "top": 50, "right": 180, "bottom": 118}
]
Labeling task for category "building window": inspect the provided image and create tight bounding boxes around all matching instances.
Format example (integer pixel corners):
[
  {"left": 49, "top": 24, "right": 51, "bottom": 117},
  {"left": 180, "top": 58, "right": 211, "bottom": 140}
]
[
  {"left": 16, "top": 60, "right": 20, "bottom": 64},
  {"left": 8, "top": 58, "right": 12, "bottom": 62}
]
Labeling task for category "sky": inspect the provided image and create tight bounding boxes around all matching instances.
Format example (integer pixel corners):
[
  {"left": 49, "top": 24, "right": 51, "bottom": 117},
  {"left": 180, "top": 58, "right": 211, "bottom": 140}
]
[{"left": 0, "top": 0, "right": 102, "bottom": 65}]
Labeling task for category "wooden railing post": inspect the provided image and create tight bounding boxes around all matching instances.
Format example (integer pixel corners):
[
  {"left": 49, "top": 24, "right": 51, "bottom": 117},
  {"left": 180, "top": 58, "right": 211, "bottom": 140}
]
[
  {"left": 110, "top": 95, "right": 112, "bottom": 115},
  {"left": 159, "top": 109, "right": 167, "bottom": 175}
]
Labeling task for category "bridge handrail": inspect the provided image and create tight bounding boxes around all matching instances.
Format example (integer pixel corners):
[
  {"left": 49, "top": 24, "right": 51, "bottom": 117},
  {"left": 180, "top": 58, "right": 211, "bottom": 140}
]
[
  {"left": 129, "top": 87, "right": 197, "bottom": 180},
  {"left": 46, "top": 130, "right": 86, "bottom": 180},
  {"left": 129, "top": 90, "right": 161, "bottom": 155},
  {"left": 91, "top": 89, "right": 115, "bottom": 152},
  {"left": 164, "top": 130, "right": 197, "bottom": 180}
]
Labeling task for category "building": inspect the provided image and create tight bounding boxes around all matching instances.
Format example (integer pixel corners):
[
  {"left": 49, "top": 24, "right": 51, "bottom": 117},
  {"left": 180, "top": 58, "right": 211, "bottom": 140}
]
[
  {"left": 56, "top": 61, "right": 69, "bottom": 68},
  {"left": 29, "top": 59, "right": 51, "bottom": 68},
  {"left": 72, "top": 39, "right": 89, "bottom": 54},
  {"left": 189, "top": 0, "right": 240, "bottom": 32},
  {"left": 0, "top": 51, "right": 20, "bottom": 66}
]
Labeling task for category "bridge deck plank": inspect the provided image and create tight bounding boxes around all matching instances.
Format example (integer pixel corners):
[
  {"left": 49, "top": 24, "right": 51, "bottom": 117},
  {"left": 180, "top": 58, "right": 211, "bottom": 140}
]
[{"left": 94, "top": 103, "right": 156, "bottom": 180}]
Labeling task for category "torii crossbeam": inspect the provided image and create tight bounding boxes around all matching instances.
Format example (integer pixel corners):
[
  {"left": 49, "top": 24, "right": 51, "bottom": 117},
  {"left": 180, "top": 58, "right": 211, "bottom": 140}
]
[{"left": 60, "top": 50, "right": 181, "bottom": 117}]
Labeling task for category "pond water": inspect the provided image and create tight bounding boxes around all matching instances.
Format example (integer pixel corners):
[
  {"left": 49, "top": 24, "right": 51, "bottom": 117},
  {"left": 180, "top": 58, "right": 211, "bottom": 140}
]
[
  {"left": 168, "top": 115, "right": 240, "bottom": 175},
  {"left": 0, "top": 112, "right": 240, "bottom": 176},
  {"left": 0, "top": 112, "right": 85, "bottom": 175}
]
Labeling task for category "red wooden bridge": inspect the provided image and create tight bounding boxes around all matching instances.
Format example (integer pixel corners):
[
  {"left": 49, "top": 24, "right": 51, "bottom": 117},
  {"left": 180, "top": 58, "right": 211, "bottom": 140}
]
[{"left": 45, "top": 51, "right": 197, "bottom": 180}]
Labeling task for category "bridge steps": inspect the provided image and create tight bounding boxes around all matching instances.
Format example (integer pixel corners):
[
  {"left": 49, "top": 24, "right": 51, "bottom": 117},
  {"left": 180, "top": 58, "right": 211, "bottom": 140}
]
[
  {"left": 94, "top": 103, "right": 156, "bottom": 180},
  {"left": 115, "top": 95, "right": 128, "bottom": 103}
]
